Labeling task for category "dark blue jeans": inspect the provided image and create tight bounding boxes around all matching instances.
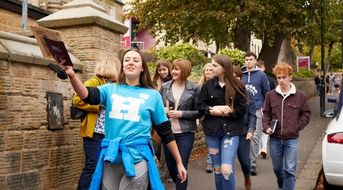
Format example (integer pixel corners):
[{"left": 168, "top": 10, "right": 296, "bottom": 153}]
[
  {"left": 237, "top": 134, "right": 251, "bottom": 176},
  {"left": 269, "top": 137, "right": 298, "bottom": 190},
  {"left": 163, "top": 132, "right": 194, "bottom": 190},
  {"left": 77, "top": 133, "right": 104, "bottom": 190}
]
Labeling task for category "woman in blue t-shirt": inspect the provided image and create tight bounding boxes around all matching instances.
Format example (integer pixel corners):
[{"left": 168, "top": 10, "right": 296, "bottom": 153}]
[{"left": 60, "top": 48, "right": 187, "bottom": 190}]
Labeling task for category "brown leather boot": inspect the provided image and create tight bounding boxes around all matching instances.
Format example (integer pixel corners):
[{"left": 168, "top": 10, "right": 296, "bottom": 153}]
[{"left": 244, "top": 175, "right": 252, "bottom": 190}]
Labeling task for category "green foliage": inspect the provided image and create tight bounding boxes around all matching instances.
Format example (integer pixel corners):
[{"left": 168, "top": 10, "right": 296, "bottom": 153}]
[
  {"left": 293, "top": 69, "right": 313, "bottom": 78},
  {"left": 218, "top": 48, "right": 246, "bottom": 66},
  {"left": 157, "top": 43, "right": 208, "bottom": 66},
  {"left": 310, "top": 43, "right": 342, "bottom": 71},
  {"left": 147, "top": 61, "right": 157, "bottom": 76},
  {"left": 296, "top": 0, "right": 343, "bottom": 69},
  {"left": 127, "top": 0, "right": 343, "bottom": 68},
  {"left": 126, "top": 0, "right": 240, "bottom": 48},
  {"left": 329, "top": 43, "right": 343, "bottom": 70},
  {"left": 189, "top": 63, "right": 204, "bottom": 78}
]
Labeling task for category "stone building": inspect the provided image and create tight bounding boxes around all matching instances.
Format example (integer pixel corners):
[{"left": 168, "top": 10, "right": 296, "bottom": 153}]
[{"left": 0, "top": 0, "right": 127, "bottom": 189}]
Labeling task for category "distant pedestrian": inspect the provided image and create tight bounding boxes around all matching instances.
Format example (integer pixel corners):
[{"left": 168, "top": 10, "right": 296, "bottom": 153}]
[
  {"left": 337, "top": 85, "right": 343, "bottom": 113},
  {"left": 153, "top": 59, "right": 172, "bottom": 90},
  {"left": 256, "top": 60, "right": 275, "bottom": 159},
  {"left": 233, "top": 66, "right": 257, "bottom": 190},
  {"left": 256, "top": 60, "right": 276, "bottom": 90},
  {"left": 198, "top": 55, "right": 247, "bottom": 190},
  {"left": 197, "top": 63, "right": 215, "bottom": 173},
  {"left": 263, "top": 62, "right": 311, "bottom": 190},
  {"left": 334, "top": 75, "right": 341, "bottom": 94},
  {"left": 242, "top": 52, "right": 270, "bottom": 176},
  {"left": 330, "top": 73, "right": 335, "bottom": 94},
  {"left": 314, "top": 75, "right": 321, "bottom": 96},
  {"left": 326, "top": 75, "right": 330, "bottom": 93},
  {"left": 152, "top": 59, "right": 172, "bottom": 161}
]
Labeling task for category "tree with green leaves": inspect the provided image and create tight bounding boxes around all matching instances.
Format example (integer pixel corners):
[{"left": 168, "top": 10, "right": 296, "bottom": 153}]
[
  {"left": 126, "top": 0, "right": 343, "bottom": 73},
  {"left": 125, "top": 0, "right": 240, "bottom": 49},
  {"left": 296, "top": 0, "right": 343, "bottom": 71}
]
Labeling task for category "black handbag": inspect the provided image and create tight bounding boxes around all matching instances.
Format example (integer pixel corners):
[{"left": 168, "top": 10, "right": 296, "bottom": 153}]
[
  {"left": 70, "top": 94, "right": 87, "bottom": 120},
  {"left": 70, "top": 77, "right": 101, "bottom": 120},
  {"left": 70, "top": 105, "right": 87, "bottom": 120}
]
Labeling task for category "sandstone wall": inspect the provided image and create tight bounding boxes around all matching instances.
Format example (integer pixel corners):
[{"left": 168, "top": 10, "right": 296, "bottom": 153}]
[
  {"left": 0, "top": 47, "right": 83, "bottom": 190},
  {"left": 0, "top": 9, "right": 38, "bottom": 32}
]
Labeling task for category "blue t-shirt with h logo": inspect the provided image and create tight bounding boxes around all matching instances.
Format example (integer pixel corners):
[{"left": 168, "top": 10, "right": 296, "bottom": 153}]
[{"left": 97, "top": 83, "right": 167, "bottom": 163}]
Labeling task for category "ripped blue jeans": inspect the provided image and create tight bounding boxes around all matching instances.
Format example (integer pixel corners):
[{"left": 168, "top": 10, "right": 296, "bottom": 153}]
[{"left": 205, "top": 134, "right": 239, "bottom": 190}]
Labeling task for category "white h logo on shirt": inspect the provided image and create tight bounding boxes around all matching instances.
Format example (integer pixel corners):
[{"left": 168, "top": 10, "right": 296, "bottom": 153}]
[{"left": 109, "top": 93, "right": 147, "bottom": 122}]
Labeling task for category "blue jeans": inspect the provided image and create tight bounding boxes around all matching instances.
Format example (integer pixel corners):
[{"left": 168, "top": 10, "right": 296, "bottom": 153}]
[
  {"left": 237, "top": 134, "right": 251, "bottom": 176},
  {"left": 207, "top": 154, "right": 212, "bottom": 164},
  {"left": 205, "top": 134, "right": 239, "bottom": 190},
  {"left": 77, "top": 133, "right": 104, "bottom": 190},
  {"left": 163, "top": 132, "right": 194, "bottom": 190},
  {"left": 269, "top": 137, "right": 298, "bottom": 190}
]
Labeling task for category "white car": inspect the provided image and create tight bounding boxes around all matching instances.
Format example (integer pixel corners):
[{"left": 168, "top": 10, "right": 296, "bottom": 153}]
[{"left": 322, "top": 106, "right": 343, "bottom": 189}]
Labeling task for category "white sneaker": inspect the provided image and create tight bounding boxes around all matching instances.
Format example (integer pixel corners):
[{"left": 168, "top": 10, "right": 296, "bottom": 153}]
[{"left": 260, "top": 149, "right": 267, "bottom": 159}]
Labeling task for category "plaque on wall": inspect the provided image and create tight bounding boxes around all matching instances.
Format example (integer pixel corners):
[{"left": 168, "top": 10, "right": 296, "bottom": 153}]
[{"left": 46, "top": 92, "right": 64, "bottom": 130}]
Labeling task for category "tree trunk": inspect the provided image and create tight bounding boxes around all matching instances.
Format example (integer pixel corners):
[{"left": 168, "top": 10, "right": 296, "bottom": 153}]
[
  {"left": 277, "top": 36, "right": 293, "bottom": 68},
  {"left": 325, "top": 41, "right": 335, "bottom": 72},
  {"left": 234, "top": 25, "right": 250, "bottom": 52},
  {"left": 258, "top": 33, "right": 286, "bottom": 74},
  {"left": 233, "top": 1, "right": 250, "bottom": 52}
]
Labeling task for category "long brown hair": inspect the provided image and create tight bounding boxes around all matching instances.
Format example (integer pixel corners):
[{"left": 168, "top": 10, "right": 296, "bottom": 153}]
[
  {"left": 152, "top": 59, "right": 171, "bottom": 83},
  {"left": 118, "top": 48, "right": 154, "bottom": 88},
  {"left": 213, "top": 55, "right": 247, "bottom": 106}
]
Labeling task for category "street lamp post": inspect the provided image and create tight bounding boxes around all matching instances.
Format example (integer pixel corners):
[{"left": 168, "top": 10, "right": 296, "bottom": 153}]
[{"left": 320, "top": 0, "right": 326, "bottom": 117}]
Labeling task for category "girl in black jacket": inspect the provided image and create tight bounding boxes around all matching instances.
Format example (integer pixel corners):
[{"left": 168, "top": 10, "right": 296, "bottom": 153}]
[{"left": 198, "top": 55, "right": 247, "bottom": 190}]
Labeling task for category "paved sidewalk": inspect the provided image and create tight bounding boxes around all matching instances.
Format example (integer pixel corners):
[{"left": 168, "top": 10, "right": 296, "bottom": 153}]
[
  {"left": 166, "top": 96, "right": 334, "bottom": 190},
  {"left": 295, "top": 95, "right": 336, "bottom": 190}
]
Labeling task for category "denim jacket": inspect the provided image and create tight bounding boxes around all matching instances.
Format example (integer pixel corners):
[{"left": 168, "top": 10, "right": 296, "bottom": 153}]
[{"left": 159, "top": 80, "right": 201, "bottom": 133}]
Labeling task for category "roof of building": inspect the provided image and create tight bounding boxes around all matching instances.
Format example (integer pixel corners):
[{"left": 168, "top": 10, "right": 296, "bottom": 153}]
[{"left": 0, "top": 0, "right": 51, "bottom": 19}]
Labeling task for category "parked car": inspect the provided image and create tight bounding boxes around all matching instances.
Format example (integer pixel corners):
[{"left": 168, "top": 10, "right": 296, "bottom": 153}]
[{"left": 322, "top": 92, "right": 343, "bottom": 189}]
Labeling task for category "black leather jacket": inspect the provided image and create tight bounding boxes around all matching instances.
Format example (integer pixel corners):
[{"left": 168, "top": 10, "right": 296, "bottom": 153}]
[{"left": 197, "top": 77, "right": 247, "bottom": 137}]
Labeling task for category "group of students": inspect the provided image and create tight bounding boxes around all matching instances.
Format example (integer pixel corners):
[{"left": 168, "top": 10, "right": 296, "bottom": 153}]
[{"left": 63, "top": 49, "right": 311, "bottom": 190}]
